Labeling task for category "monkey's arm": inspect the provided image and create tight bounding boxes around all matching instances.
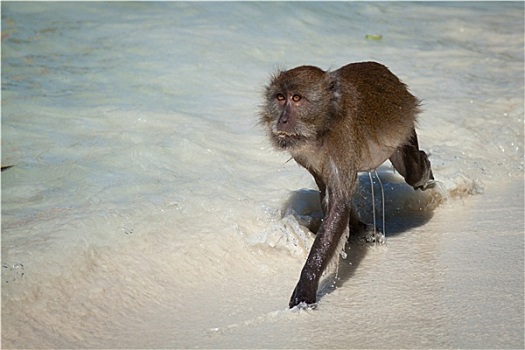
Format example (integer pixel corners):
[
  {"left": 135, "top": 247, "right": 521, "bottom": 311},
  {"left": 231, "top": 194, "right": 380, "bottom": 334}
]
[{"left": 289, "top": 189, "right": 351, "bottom": 308}]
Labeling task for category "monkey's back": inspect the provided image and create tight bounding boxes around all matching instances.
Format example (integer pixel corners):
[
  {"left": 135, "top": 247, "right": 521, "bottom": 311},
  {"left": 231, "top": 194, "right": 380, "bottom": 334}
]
[{"left": 333, "top": 61, "right": 420, "bottom": 169}]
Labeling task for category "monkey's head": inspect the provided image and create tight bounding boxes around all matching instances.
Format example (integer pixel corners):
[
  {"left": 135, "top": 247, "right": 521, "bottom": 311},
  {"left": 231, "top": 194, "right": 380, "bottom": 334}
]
[{"left": 260, "top": 65, "right": 337, "bottom": 151}]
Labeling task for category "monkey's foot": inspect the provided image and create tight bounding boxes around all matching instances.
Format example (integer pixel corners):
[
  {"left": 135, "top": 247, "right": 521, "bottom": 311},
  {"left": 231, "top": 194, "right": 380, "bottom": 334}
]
[
  {"left": 416, "top": 179, "right": 436, "bottom": 191},
  {"left": 413, "top": 161, "right": 435, "bottom": 191},
  {"left": 349, "top": 220, "right": 385, "bottom": 245},
  {"left": 291, "top": 301, "right": 318, "bottom": 311},
  {"left": 363, "top": 228, "right": 386, "bottom": 245},
  {"left": 351, "top": 223, "right": 385, "bottom": 245},
  {"left": 289, "top": 281, "right": 317, "bottom": 309}
]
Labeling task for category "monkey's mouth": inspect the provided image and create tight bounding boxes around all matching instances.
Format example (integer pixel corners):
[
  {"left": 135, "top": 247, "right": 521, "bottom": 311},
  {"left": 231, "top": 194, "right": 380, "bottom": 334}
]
[
  {"left": 276, "top": 131, "right": 299, "bottom": 138},
  {"left": 272, "top": 131, "right": 304, "bottom": 149}
]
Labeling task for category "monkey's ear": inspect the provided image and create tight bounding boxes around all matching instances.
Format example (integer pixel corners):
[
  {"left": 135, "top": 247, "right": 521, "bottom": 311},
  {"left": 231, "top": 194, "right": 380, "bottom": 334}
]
[
  {"left": 327, "top": 71, "right": 343, "bottom": 115},
  {"left": 326, "top": 72, "right": 341, "bottom": 96},
  {"left": 324, "top": 69, "right": 334, "bottom": 86}
]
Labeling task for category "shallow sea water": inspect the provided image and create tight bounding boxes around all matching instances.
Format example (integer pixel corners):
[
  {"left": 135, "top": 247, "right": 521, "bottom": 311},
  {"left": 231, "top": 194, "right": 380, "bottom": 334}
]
[{"left": 1, "top": 2, "right": 524, "bottom": 348}]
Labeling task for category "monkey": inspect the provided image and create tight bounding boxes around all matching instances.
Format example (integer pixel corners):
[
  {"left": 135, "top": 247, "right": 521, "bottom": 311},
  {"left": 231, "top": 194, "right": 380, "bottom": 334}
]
[{"left": 259, "top": 61, "right": 434, "bottom": 308}]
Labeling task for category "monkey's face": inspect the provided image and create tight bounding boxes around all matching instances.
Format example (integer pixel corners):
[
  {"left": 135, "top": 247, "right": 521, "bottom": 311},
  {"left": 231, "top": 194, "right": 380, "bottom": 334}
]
[{"left": 260, "top": 66, "right": 334, "bottom": 151}]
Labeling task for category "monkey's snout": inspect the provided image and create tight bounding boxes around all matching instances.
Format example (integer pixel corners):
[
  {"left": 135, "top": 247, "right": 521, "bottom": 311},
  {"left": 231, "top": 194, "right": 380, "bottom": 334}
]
[{"left": 275, "top": 119, "right": 297, "bottom": 136}]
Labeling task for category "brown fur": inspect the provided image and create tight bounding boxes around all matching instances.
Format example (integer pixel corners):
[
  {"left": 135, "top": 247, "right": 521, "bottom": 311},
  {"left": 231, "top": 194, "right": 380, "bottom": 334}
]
[{"left": 260, "top": 61, "right": 434, "bottom": 308}]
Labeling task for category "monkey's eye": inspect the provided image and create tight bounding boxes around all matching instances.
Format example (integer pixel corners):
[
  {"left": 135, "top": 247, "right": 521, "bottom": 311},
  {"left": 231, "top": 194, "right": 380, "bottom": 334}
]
[
  {"left": 292, "top": 94, "right": 302, "bottom": 102},
  {"left": 276, "top": 93, "right": 285, "bottom": 101}
]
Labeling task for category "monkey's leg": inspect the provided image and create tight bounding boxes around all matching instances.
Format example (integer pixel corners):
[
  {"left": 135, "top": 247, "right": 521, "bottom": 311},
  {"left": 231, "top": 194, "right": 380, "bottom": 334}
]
[
  {"left": 289, "top": 193, "right": 350, "bottom": 308},
  {"left": 389, "top": 128, "right": 434, "bottom": 190}
]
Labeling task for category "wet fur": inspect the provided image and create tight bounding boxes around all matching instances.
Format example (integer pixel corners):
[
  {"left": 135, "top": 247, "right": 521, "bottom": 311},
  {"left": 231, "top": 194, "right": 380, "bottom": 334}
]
[{"left": 260, "top": 61, "right": 434, "bottom": 308}]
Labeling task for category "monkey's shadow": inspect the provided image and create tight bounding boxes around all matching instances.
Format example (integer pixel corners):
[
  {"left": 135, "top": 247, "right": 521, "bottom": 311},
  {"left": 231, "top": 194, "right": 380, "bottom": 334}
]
[{"left": 282, "top": 166, "right": 442, "bottom": 303}]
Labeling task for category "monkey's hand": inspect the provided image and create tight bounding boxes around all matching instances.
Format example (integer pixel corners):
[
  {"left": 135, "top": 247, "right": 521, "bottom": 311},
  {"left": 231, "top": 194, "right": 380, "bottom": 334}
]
[{"left": 289, "top": 280, "right": 317, "bottom": 309}]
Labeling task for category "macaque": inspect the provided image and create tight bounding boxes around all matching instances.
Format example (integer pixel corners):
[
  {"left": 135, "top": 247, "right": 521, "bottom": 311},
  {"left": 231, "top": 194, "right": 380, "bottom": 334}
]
[{"left": 259, "top": 61, "right": 434, "bottom": 308}]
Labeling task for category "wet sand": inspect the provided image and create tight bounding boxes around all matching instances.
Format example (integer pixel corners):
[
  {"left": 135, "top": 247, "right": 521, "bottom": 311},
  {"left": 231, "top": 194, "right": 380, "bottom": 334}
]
[
  {"left": 112, "top": 180, "right": 525, "bottom": 349},
  {"left": 4, "top": 179, "right": 521, "bottom": 349}
]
